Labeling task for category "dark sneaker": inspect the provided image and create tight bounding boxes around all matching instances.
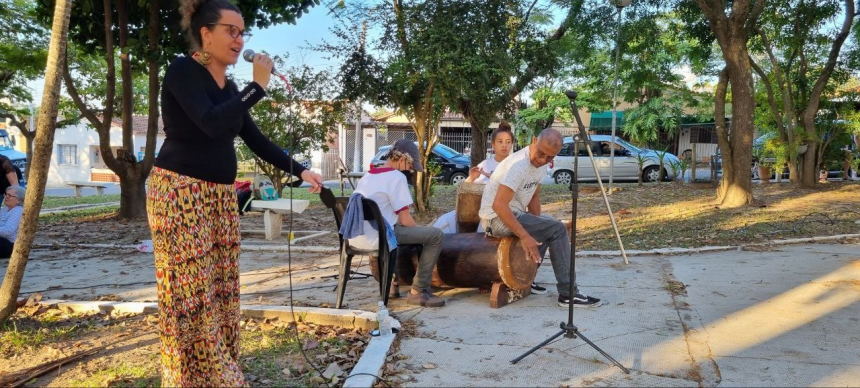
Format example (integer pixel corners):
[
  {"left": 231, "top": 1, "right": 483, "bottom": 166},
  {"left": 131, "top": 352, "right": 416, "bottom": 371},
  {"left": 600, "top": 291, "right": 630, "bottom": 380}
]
[
  {"left": 406, "top": 289, "right": 446, "bottom": 307},
  {"left": 558, "top": 293, "right": 602, "bottom": 308},
  {"left": 530, "top": 282, "right": 548, "bottom": 295}
]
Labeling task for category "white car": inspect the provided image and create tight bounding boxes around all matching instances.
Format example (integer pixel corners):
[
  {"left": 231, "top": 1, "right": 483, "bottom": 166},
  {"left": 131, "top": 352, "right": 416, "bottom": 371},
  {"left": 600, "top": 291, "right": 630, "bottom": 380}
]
[{"left": 547, "top": 135, "right": 679, "bottom": 184}]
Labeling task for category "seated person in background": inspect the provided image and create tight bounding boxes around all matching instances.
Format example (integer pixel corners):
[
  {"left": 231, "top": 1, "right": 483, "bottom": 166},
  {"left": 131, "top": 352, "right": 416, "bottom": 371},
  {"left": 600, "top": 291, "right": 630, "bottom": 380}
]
[
  {"left": 0, "top": 186, "right": 25, "bottom": 259},
  {"left": 352, "top": 139, "right": 446, "bottom": 307},
  {"left": 465, "top": 121, "right": 514, "bottom": 184},
  {"left": 0, "top": 155, "right": 20, "bottom": 194},
  {"left": 479, "top": 128, "right": 601, "bottom": 308},
  {"left": 432, "top": 122, "right": 514, "bottom": 234}
]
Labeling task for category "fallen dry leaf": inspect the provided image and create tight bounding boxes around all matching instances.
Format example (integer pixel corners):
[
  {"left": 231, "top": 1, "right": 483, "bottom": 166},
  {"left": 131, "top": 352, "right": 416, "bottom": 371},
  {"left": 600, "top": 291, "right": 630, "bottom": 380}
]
[
  {"left": 423, "top": 363, "right": 436, "bottom": 369},
  {"left": 322, "top": 362, "right": 343, "bottom": 379},
  {"left": 302, "top": 339, "right": 319, "bottom": 350}
]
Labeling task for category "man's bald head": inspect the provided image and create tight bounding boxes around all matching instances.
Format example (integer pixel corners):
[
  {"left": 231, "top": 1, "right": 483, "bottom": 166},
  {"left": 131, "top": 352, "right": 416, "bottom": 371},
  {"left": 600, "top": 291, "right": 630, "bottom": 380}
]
[
  {"left": 537, "top": 128, "right": 563, "bottom": 149},
  {"left": 529, "top": 128, "right": 563, "bottom": 168}
]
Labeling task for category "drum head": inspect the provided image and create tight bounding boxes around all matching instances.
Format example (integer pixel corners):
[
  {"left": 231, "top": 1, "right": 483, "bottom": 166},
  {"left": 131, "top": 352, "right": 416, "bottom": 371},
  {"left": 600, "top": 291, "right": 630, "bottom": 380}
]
[{"left": 497, "top": 237, "right": 538, "bottom": 290}]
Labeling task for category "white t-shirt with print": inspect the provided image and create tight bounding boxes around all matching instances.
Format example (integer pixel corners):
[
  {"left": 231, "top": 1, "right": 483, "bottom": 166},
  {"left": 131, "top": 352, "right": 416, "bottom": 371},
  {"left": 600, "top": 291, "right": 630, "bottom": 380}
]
[
  {"left": 348, "top": 168, "right": 412, "bottom": 249},
  {"left": 478, "top": 146, "right": 544, "bottom": 221}
]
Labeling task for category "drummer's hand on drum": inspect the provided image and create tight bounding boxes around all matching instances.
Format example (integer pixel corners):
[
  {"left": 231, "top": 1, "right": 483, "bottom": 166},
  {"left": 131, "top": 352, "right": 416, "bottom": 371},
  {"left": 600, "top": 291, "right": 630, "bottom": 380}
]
[{"left": 521, "top": 235, "right": 543, "bottom": 264}]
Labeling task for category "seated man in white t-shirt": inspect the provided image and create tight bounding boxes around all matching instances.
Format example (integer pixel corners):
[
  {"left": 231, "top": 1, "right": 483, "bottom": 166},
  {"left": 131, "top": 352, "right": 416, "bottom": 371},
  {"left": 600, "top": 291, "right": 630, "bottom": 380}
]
[
  {"left": 478, "top": 128, "right": 601, "bottom": 308},
  {"left": 352, "top": 139, "right": 446, "bottom": 308}
]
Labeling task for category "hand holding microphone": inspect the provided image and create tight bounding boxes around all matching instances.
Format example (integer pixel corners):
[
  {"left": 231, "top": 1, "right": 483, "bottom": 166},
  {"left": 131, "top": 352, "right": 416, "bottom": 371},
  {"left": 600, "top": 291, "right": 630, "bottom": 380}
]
[
  {"left": 244, "top": 49, "right": 292, "bottom": 92},
  {"left": 244, "top": 50, "right": 273, "bottom": 90}
]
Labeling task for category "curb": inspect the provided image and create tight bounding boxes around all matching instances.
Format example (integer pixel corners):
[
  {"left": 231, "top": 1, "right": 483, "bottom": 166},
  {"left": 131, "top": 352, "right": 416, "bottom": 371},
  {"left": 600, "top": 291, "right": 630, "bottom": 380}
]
[
  {"left": 573, "top": 233, "right": 860, "bottom": 258},
  {"left": 28, "top": 300, "right": 393, "bottom": 388},
  {"left": 31, "top": 242, "right": 340, "bottom": 254}
]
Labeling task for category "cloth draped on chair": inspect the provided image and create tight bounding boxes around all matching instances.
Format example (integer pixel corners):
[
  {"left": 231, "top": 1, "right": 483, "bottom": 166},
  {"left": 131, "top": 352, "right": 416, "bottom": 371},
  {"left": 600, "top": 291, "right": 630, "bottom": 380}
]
[{"left": 339, "top": 193, "right": 398, "bottom": 251}]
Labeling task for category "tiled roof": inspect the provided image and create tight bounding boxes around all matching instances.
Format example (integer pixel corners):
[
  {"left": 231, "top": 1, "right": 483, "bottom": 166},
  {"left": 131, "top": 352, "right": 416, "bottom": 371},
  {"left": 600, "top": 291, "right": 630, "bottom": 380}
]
[{"left": 107, "top": 115, "right": 165, "bottom": 135}]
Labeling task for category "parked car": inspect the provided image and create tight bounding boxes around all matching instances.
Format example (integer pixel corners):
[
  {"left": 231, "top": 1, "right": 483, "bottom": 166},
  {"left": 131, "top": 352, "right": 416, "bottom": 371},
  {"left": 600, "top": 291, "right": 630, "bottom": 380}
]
[
  {"left": 371, "top": 142, "right": 471, "bottom": 185},
  {"left": 547, "top": 135, "right": 679, "bottom": 184}
]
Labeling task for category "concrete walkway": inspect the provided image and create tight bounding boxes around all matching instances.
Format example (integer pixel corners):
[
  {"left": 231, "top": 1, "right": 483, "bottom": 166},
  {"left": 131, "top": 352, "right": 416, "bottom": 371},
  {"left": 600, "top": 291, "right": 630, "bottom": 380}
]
[{"left": 6, "top": 241, "right": 858, "bottom": 386}]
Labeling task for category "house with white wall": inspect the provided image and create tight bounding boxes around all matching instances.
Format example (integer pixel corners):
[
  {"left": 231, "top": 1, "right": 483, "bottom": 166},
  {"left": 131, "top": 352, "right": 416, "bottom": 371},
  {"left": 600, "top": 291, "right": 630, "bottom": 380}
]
[{"left": 5, "top": 115, "right": 166, "bottom": 187}]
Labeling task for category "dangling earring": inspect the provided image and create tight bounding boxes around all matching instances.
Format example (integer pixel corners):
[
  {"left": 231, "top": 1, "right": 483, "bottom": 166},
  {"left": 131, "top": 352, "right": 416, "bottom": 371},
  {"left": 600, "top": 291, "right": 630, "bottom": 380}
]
[
  {"left": 199, "top": 48, "right": 211, "bottom": 66},
  {"left": 196, "top": 42, "right": 211, "bottom": 66}
]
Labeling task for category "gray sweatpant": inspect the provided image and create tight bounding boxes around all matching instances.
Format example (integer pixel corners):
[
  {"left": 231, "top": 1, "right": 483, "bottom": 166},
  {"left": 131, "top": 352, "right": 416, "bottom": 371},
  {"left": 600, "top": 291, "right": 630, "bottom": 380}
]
[
  {"left": 394, "top": 225, "right": 444, "bottom": 291},
  {"left": 484, "top": 212, "right": 577, "bottom": 296}
]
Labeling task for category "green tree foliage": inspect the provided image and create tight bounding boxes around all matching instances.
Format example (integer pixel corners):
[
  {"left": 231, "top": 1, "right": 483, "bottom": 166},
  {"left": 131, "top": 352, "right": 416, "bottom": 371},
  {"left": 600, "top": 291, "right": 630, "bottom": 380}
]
[
  {"left": 749, "top": 0, "right": 855, "bottom": 186},
  {"left": 240, "top": 55, "right": 346, "bottom": 196},
  {"left": 514, "top": 87, "right": 572, "bottom": 146},
  {"left": 435, "top": 0, "right": 582, "bottom": 166},
  {"left": 0, "top": 0, "right": 79, "bottom": 177},
  {"left": 323, "top": 1, "right": 453, "bottom": 211},
  {"left": 0, "top": 0, "right": 48, "bottom": 107},
  {"left": 558, "top": 2, "right": 703, "bottom": 144}
]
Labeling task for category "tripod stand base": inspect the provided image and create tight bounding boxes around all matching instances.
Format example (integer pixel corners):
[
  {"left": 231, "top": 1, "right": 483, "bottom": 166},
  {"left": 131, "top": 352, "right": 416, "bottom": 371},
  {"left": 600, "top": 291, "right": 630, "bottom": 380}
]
[{"left": 511, "top": 322, "right": 630, "bottom": 374}]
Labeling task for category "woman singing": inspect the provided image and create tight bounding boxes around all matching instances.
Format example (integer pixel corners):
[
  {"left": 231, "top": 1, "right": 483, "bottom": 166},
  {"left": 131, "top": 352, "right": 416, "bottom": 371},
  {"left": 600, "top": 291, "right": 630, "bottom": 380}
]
[{"left": 146, "top": 0, "right": 323, "bottom": 385}]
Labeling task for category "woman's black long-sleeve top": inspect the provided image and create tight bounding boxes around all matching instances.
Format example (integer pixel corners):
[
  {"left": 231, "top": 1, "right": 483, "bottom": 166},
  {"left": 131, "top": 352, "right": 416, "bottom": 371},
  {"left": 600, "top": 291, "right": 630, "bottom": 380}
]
[{"left": 155, "top": 56, "right": 306, "bottom": 184}]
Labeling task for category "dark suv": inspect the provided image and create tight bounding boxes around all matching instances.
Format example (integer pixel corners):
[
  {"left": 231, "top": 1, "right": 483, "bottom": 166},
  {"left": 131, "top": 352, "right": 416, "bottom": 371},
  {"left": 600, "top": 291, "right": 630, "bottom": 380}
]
[{"left": 371, "top": 142, "right": 471, "bottom": 184}]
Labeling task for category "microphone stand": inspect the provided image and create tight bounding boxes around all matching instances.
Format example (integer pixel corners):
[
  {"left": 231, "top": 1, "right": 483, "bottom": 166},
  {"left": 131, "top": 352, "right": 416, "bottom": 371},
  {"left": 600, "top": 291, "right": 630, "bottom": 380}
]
[{"left": 510, "top": 91, "right": 629, "bottom": 374}]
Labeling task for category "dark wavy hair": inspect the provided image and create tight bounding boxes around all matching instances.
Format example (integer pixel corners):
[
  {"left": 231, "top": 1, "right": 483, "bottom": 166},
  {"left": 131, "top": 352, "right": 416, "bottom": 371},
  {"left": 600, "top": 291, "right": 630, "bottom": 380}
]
[{"left": 179, "top": 0, "right": 241, "bottom": 52}]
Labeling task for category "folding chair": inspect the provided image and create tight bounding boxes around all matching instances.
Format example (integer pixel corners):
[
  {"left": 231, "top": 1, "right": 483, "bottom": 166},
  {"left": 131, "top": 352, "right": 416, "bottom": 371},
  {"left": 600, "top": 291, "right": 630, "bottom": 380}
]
[{"left": 320, "top": 187, "right": 397, "bottom": 308}]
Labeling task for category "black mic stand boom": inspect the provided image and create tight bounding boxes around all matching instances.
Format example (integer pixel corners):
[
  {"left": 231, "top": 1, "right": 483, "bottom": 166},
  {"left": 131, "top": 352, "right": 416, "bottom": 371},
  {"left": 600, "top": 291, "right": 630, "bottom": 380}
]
[{"left": 510, "top": 91, "right": 629, "bottom": 374}]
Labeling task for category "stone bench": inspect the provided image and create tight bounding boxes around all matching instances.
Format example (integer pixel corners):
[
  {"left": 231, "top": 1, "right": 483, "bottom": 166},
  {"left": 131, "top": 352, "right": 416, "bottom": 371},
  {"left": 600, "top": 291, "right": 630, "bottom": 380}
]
[
  {"left": 66, "top": 181, "right": 109, "bottom": 197},
  {"left": 248, "top": 199, "right": 310, "bottom": 241}
]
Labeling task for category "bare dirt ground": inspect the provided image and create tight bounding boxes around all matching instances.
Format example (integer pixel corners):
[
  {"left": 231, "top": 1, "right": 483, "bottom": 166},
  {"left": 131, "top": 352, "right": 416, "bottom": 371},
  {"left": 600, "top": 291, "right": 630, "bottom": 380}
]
[{"left": 35, "top": 181, "right": 860, "bottom": 251}]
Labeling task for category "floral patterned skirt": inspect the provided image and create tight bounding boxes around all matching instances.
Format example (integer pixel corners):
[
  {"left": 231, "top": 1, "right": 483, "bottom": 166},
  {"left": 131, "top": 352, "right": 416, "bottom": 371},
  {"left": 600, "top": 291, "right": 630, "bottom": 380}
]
[{"left": 146, "top": 167, "right": 244, "bottom": 387}]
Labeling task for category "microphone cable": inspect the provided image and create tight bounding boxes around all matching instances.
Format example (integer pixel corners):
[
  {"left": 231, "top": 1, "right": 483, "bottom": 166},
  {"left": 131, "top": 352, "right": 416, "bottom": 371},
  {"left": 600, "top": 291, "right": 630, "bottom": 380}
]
[{"left": 280, "top": 78, "right": 390, "bottom": 388}]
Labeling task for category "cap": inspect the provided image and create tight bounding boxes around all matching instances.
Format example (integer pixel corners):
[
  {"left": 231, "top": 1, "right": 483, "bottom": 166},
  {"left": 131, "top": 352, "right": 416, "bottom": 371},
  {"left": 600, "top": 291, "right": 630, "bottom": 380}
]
[{"left": 391, "top": 139, "right": 423, "bottom": 173}]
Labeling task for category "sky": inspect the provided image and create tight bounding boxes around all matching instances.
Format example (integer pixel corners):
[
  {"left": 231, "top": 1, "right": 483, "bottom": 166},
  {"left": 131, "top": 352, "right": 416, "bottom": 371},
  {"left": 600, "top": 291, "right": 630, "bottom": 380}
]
[{"left": 25, "top": 7, "right": 342, "bottom": 104}]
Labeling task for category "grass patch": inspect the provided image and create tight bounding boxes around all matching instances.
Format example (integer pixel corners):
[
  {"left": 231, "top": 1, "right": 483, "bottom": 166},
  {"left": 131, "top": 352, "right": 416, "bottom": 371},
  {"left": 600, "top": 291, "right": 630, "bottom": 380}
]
[
  {"left": 67, "top": 362, "right": 158, "bottom": 388},
  {"left": 39, "top": 206, "right": 119, "bottom": 224},
  {"left": 239, "top": 326, "right": 350, "bottom": 386},
  {"left": 280, "top": 187, "right": 353, "bottom": 203},
  {"left": 0, "top": 317, "right": 90, "bottom": 355},
  {"left": 42, "top": 194, "right": 121, "bottom": 209}
]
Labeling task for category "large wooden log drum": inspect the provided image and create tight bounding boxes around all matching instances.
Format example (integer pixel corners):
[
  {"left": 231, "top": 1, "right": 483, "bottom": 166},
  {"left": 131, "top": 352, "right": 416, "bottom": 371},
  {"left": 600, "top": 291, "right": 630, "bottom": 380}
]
[
  {"left": 396, "top": 233, "right": 537, "bottom": 291},
  {"left": 455, "top": 182, "right": 485, "bottom": 233},
  {"left": 368, "top": 221, "right": 572, "bottom": 308}
]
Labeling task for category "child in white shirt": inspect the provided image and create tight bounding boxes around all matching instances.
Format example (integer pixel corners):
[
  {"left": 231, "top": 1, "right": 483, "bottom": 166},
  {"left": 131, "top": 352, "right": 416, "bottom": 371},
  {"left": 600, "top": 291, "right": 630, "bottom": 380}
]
[{"left": 353, "top": 139, "right": 446, "bottom": 307}]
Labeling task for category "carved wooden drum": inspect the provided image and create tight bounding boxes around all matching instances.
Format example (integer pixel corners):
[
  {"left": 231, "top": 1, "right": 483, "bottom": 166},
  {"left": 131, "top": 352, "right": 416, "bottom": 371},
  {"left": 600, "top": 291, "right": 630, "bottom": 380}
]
[{"left": 394, "top": 233, "right": 538, "bottom": 291}]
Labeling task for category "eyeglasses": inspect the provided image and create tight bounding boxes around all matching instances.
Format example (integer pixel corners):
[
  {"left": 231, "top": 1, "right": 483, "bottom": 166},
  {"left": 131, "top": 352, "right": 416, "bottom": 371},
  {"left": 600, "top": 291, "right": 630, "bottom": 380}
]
[
  {"left": 4, "top": 194, "right": 16, "bottom": 199},
  {"left": 207, "top": 23, "right": 251, "bottom": 41}
]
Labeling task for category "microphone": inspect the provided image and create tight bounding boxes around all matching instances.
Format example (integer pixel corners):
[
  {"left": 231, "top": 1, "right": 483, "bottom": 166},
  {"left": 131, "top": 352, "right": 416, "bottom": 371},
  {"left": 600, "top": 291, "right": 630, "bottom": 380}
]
[
  {"left": 243, "top": 49, "right": 292, "bottom": 91},
  {"left": 243, "top": 49, "right": 285, "bottom": 78}
]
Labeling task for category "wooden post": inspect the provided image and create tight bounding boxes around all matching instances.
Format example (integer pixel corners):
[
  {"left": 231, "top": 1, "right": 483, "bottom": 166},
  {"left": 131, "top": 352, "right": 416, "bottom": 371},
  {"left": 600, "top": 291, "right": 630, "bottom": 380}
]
[{"left": 691, "top": 144, "right": 697, "bottom": 182}]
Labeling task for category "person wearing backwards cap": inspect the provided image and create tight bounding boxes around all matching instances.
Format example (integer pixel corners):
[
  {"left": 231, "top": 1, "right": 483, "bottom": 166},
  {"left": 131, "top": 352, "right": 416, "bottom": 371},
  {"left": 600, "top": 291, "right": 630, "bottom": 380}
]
[{"left": 351, "top": 139, "right": 446, "bottom": 307}]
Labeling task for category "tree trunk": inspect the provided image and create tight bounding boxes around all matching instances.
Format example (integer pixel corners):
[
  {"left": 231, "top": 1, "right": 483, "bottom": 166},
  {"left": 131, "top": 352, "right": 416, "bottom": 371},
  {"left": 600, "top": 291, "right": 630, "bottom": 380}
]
[
  {"left": 698, "top": 0, "right": 761, "bottom": 207},
  {"left": 719, "top": 48, "right": 756, "bottom": 207},
  {"left": 0, "top": 0, "right": 72, "bottom": 323},
  {"left": 459, "top": 101, "right": 489, "bottom": 167},
  {"left": 117, "top": 173, "right": 147, "bottom": 219}
]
